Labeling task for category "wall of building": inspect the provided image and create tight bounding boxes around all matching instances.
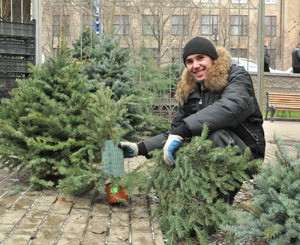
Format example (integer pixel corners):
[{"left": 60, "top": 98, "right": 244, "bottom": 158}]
[
  {"left": 251, "top": 73, "right": 300, "bottom": 93},
  {"left": 40, "top": 0, "right": 299, "bottom": 71},
  {"left": 283, "top": 0, "right": 300, "bottom": 70},
  {"left": 250, "top": 72, "right": 300, "bottom": 110}
]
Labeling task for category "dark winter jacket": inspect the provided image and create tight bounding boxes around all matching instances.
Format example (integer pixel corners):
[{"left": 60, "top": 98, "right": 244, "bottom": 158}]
[
  {"left": 292, "top": 46, "right": 300, "bottom": 70},
  {"left": 143, "top": 47, "right": 265, "bottom": 159},
  {"left": 264, "top": 46, "right": 270, "bottom": 72}
]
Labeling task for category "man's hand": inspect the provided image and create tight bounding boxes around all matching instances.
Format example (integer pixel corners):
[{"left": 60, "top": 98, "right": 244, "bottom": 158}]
[
  {"left": 163, "top": 134, "right": 183, "bottom": 166},
  {"left": 118, "top": 142, "right": 138, "bottom": 158}
]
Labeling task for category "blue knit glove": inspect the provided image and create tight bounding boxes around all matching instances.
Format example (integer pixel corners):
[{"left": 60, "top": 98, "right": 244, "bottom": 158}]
[
  {"left": 163, "top": 134, "right": 183, "bottom": 166},
  {"left": 118, "top": 142, "right": 138, "bottom": 158}
]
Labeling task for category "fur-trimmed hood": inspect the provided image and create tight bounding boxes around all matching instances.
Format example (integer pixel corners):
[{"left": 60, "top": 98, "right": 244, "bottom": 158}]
[{"left": 175, "top": 47, "right": 232, "bottom": 105}]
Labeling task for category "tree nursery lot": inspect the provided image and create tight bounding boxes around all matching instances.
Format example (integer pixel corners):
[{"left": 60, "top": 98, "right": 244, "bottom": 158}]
[{"left": 0, "top": 121, "right": 299, "bottom": 245}]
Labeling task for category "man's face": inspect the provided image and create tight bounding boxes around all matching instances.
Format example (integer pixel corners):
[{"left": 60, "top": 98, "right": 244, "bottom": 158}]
[{"left": 185, "top": 54, "right": 213, "bottom": 82}]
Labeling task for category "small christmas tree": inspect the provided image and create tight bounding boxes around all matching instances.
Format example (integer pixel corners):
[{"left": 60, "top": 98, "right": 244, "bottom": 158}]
[
  {"left": 0, "top": 39, "right": 132, "bottom": 194},
  {"left": 58, "top": 86, "right": 134, "bottom": 197},
  {"left": 0, "top": 40, "right": 92, "bottom": 188},
  {"left": 138, "top": 125, "right": 261, "bottom": 244},
  {"left": 73, "top": 29, "right": 155, "bottom": 140},
  {"left": 223, "top": 136, "right": 300, "bottom": 245}
]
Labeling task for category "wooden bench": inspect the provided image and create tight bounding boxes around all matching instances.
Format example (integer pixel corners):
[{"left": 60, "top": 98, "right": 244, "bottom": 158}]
[{"left": 265, "top": 91, "right": 300, "bottom": 122}]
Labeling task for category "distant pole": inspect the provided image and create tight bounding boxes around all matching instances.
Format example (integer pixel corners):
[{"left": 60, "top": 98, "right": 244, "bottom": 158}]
[
  {"left": 257, "top": 0, "right": 265, "bottom": 111},
  {"left": 32, "top": 0, "right": 42, "bottom": 65}
]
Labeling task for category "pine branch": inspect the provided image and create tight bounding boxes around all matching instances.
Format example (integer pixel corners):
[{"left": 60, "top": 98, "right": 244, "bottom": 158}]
[
  {"left": 271, "top": 191, "right": 281, "bottom": 203},
  {"left": 242, "top": 203, "right": 264, "bottom": 218},
  {"left": 222, "top": 227, "right": 235, "bottom": 233},
  {"left": 35, "top": 137, "right": 56, "bottom": 143},
  {"left": 274, "top": 136, "right": 290, "bottom": 167}
]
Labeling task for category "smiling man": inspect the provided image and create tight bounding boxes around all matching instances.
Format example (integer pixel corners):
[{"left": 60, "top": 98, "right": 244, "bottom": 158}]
[{"left": 119, "top": 37, "right": 266, "bottom": 203}]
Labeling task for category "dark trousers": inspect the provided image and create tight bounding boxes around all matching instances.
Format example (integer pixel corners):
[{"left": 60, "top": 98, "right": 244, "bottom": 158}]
[
  {"left": 208, "top": 129, "right": 255, "bottom": 204},
  {"left": 264, "top": 64, "right": 270, "bottom": 72},
  {"left": 293, "top": 67, "right": 300, "bottom": 73}
]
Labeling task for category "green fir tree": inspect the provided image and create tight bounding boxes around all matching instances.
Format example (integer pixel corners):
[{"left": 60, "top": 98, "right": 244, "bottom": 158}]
[
  {"left": 58, "top": 86, "right": 134, "bottom": 197},
  {"left": 223, "top": 136, "right": 300, "bottom": 245},
  {"left": 0, "top": 39, "right": 132, "bottom": 193},
  {"left": 133, "top": 125, "right": 261, "bottom": 245},
  {"left": 73, "top": 29, "right": 151, "bottom": 140},
  {"left": 0, "top": 41, "right": 91, "bottom": 188}
]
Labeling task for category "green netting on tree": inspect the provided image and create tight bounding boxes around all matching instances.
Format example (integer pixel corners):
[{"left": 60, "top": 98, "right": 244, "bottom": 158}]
[{"left": 102, "top": 140, "right": 125, "bottom": 177}]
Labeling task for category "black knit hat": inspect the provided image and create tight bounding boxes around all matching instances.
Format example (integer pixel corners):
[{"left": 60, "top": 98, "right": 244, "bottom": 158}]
[{"left": 182, "top": 37, "right": 218, "bottom": 64}]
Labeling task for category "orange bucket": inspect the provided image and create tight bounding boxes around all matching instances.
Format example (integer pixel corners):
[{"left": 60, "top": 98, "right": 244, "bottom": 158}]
[{"left": 106, "top": 184, "right": 128, "bottom": 203}]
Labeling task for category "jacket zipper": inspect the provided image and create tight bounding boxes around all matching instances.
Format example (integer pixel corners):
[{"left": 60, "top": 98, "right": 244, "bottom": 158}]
[{"left": 242, "top": 123, "right": 259, "bottom": 143}]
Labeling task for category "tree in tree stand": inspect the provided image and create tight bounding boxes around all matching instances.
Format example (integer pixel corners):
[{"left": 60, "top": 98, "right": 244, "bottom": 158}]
[{"left": 58, "top": 86, "right": 134, "bottom": 199}]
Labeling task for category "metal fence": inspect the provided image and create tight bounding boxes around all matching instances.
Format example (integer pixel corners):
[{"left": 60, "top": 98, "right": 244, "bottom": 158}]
[
  {"left": 39, "top": 0, "right": 266, "bottom": 118},
  {"left": 41, "top": 0, "right": 262, "bottom": 64},
  {"left": 1, "top": 0, "right": 268, "bottom": 115}
]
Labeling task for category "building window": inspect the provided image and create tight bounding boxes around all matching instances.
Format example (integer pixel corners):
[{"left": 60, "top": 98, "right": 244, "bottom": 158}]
[
  {"left": 201, "top": 15, "right": 218, "bottom": 38},
  {"left": 265, "top": 0, "right": 276, "bottom": 3},
  {"left": 265, "top": 16, "right": 276, "bottom": 36},
  {"left": 232, "top": 0, "right": 247, "bottom": 3},
  {"left": 143, "top": 15, "right": 159, "bottom": 36},
  {"left": 113, "top": 15, "right": 129, "bottom": 35},
  {"left": 231, "top": 15, "right": 247, "bottom": 36},
  {"left": 52, "top": 48, "right": 58, "bottom": 57},
  {"left": 171, "top": 15, "right": 189, "bottom": 35},
  {"left": 53, "top": 14, "right": 70, "bottom": 36},
  {"left": 200, "top": 0, "right": 219, "bottom": 2},
  {"left": 230, "top": 48, "right": 248, "bottom": 58}
]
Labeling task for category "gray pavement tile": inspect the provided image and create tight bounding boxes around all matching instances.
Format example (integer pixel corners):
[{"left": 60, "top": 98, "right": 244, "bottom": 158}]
[
  {"left": 4, "top": 234, "right": 32, "bottom": 245},
  {"left": 81, "top": 231, "right": 106, "bottom": 244}
]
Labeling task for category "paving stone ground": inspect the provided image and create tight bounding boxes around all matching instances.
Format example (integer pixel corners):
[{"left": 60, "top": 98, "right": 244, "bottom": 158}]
[
  {"left": 0, "top": 156, "right": 164, "bottom": 245},
  {"left": 0, "top": 119, "right": 299, "bottom": 245}
]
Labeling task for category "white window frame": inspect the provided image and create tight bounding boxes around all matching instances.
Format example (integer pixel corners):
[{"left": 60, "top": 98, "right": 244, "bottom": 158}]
[
  {"left": 201, "top": 15, "right": 218, "bottom": 36},
  {"left": 265, "top": 0, "right": 276, "bottom": 4},
  {"left": 231, "top": 15, "right": 248, "bottom": 36},
  {"left": 265, "top": 16, "right": 276, "bottom": 37},
  {"left": 232, "top": 0, "right": 247, "bottom": 3},
  {"left": 171, "top": 15, "right": 189, "bottom": 35},
  {"left": 113, "top": 15, "right": 130, "bottom": 36},
  {"left": 201, "top": 0, "right": 219, "bottom": 2}
]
